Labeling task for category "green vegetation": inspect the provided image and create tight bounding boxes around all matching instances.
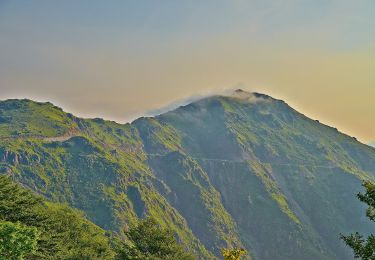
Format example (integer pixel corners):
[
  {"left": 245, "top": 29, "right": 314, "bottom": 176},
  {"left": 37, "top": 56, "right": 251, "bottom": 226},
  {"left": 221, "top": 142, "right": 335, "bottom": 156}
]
[
  {"left": 248, "top": 160, "right": 300, "bottom": 224},
  {"left": 341, "top": 181, "right": 375, "bottom": 259},
  {"left": 0, "top": 221, "right": 40, "bottom": 260},
  {"left": 1, "top": 92, "right": 375, "bottom": 259},
  {"left": 0, "top": 175, "right": 196, "bottom": 259},
  {"left": 0, "top": 100, "right": 209, "bottom": 257},
  {"left": 116, "top": 217, "right": 195, "bottom": 260},
  {"left": 0, "top": 99, "right": 78, "bottom": 138},
  {"left": 221, "top": 247, "right": 247, "bottom": 260},
  {"left": 0, "top": 175, "right": 115, "bottom": 259}
]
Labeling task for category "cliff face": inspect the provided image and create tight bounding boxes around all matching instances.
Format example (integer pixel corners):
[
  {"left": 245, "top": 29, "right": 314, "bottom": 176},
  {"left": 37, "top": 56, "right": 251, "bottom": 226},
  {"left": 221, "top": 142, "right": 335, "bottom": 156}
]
[{"left": 1, "top": 91, "right": 374, "bottom": 259}]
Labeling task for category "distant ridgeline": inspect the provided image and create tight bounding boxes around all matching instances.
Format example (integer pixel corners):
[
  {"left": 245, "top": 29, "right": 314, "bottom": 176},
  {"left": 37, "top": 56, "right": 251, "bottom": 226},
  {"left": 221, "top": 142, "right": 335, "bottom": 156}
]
[{"left": 1, "top": 90, "right": 374, "bottom": 259}]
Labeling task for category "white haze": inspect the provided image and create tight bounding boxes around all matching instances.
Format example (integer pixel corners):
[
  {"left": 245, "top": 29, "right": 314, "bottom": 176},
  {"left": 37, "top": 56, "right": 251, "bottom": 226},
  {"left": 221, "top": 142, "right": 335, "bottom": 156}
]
[{"left": 142, "top": 88, "right": 267, "bottom": 118}]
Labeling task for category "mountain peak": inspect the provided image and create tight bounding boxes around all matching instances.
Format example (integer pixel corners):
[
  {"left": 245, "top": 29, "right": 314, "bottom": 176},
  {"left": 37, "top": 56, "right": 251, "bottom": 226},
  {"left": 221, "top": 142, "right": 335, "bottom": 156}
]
[
  {"left": 230, "top": 89, "right": 253, "bottom": 99},
  {"left": 233, "top": 88, "right": 247, "bottom": 94},
  {"left": 221, "top": 89, "right": 274, "bottom": 103}
]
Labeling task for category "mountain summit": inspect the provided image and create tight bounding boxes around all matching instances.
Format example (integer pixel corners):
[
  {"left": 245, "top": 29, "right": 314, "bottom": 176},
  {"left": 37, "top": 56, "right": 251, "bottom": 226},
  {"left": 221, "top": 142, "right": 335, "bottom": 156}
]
[
  {"left": 230, "top": 89, "right": 272, "bottom": 100},
  {"left": 0, "top": 93, "right": 374, "bottom": 259}
]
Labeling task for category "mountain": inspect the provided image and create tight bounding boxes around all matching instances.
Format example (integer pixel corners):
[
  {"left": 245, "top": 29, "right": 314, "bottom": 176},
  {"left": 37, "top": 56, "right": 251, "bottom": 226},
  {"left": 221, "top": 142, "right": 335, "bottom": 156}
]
[{"left": 1, "top": 90, "right": 374, "bottom": 259}]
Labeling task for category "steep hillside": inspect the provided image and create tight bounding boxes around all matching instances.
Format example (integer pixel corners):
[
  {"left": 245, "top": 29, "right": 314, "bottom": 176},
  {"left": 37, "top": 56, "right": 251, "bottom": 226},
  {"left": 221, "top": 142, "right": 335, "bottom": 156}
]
[
  {"left": 0, "top": 174, "right": 116, "bottom": 259},
  {"left": 0, "top": 99, "right": 213, "bottom": 258},
  {"left": 1, "top": 91, "right": 374, "bottom": 259}
]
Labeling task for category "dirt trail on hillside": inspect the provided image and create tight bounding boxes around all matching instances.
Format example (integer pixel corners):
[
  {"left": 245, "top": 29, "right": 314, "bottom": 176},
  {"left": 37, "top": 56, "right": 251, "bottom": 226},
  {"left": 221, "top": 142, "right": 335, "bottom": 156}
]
[
  {"left": 0, "top": 129, "right": 80, "bottom": 142},
  {"left": 43, "top": 129, "right": 80, "bottom": 142}
]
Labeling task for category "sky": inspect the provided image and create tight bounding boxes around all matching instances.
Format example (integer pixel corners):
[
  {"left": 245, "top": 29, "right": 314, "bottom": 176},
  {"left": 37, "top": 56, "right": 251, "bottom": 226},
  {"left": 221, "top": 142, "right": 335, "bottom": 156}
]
[{"left": 0, "top": 0, "right": 374, "bottom": 142}]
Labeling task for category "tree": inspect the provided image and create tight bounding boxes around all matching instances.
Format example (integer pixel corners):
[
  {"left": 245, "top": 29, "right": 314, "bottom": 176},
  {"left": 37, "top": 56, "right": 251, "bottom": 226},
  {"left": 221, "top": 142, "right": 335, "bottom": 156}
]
[
  {"left": 0, "top": 175, "right": 116, "bottom": 259},
  {"left": 341, "top": 181, "right": 375, "bottom": 259},
  {"left": 221, "top": 247, "right": 247, "bottom": 260},
  {"left": 0, "top": 221, "right": 40, "bottom": 260},
  {"left": 117, "top": 217, "right": 195, "bottom": 260}
]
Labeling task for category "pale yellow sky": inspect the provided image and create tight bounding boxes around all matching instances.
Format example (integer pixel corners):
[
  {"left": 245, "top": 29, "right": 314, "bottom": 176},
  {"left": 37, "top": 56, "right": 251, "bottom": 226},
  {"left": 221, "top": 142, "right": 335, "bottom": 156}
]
[{"left": 0, "top": 1, "right": 374, "bottom": 142}]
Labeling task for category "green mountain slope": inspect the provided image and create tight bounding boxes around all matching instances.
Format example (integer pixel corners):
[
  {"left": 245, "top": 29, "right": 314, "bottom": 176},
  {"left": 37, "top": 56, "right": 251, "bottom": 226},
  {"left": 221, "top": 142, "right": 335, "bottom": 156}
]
[
  {"left": 0, "top": 174, "right": 116, "bottom": 259},
  {"left": 1, "top": 90, "right": 374, "bottom": 259},
  {"left": 0, "top": 99, "right": 213, "bottom": 259}
]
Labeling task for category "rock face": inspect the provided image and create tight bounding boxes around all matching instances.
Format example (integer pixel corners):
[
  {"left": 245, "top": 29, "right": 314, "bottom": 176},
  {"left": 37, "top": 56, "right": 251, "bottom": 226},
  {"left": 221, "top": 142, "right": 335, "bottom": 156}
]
[{"left": 0, "top": 92, "right": 374, "bottom": 259}]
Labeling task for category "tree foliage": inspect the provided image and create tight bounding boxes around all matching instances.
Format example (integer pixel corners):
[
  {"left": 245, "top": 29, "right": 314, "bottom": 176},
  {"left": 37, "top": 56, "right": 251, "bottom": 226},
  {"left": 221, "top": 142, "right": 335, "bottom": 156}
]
[
  {"left": 0, "top": 175, "right": 196, "bottom": 259},
  {"left": 341, "top": 181, "right": 375, "bottom": 260},
  {"left": 221, "top": 247, "right": 247, "bottom": 260},
  {"left": 0, "top": 221, "right": 40, "bottom": 260},
  {"left": 0, "top": 175, "right": 115, "bottom": 259},
  {"left": 116, "top": 217, "right": 195, "bottom": 260}
]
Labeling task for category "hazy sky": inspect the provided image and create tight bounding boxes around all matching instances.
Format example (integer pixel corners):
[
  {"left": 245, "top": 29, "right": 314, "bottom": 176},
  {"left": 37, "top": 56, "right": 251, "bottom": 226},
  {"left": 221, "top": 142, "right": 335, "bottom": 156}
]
[{"left": 0, "top": 1, "right": 374, "bottom": 142}]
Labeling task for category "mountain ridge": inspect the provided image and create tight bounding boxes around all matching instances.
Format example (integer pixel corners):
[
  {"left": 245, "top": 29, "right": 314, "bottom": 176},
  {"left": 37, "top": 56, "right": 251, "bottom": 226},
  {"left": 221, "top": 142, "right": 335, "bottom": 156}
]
[
  {"left": 1, "top": 90, "right": 374, "bottom": 259},
  {"left": 0, "top": 90, "right": 367, "bottom": 146}
]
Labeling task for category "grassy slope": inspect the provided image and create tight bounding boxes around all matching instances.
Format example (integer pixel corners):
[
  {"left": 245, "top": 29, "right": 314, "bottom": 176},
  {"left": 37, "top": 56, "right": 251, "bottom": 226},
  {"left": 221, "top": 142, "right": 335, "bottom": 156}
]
[
  {"left": 0, "top": 99, "right": 213, "bottom": 259},
  {"left": 133, "top": 117, "right": 244, "bottom": 256},
  {"left": 146, "top": 94, "right": 375, "bottom": 259},
  {"left": 1, "top": 95, "right": 375, "bottom": 259}
]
